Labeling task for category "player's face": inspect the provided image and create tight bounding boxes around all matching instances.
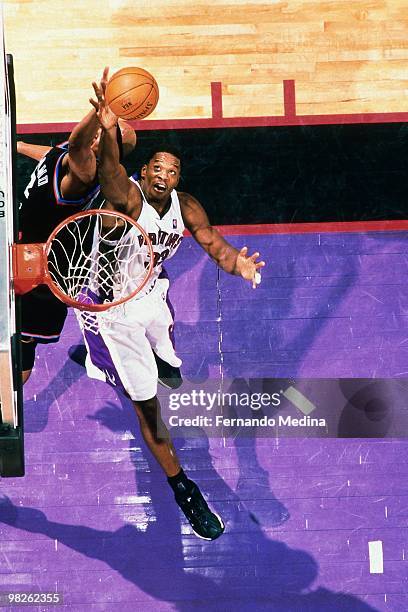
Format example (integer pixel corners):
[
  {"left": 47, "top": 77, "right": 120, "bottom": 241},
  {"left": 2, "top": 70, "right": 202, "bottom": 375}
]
[{"left": 141, "top": 152, "right": 181, "bottom": 202}]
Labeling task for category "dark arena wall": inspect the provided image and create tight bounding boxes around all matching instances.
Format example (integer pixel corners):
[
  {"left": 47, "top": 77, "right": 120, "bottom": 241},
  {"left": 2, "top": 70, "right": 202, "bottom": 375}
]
[{"left": 17, "top": 123, "right": 408, "bottom": 226}]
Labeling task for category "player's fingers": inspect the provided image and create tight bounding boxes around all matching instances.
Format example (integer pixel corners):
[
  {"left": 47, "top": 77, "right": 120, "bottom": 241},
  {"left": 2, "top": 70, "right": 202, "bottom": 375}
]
[
  {"left": 89, "top": 97, "right": 99, "bottom": 110},
  {"left": 92, "top": 82, "right": 102, "bottom": 100},
  {"left": 249, "top": 251, "right": 260, "bottom": 262},
  {"left": 102, "top": 66, "right": 109, "bottom": 82},
  {"left": 256, "top": 261, "right": 266, "bottom": 269},
  {"left": 239, "top": 246, "right": 248, "bottom": 256}
]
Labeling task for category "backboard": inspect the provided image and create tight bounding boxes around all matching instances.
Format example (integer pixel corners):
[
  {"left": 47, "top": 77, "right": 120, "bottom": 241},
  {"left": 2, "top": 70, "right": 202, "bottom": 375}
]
[{"left": 0, "top": 11, "right": 24, "bottom": 477}]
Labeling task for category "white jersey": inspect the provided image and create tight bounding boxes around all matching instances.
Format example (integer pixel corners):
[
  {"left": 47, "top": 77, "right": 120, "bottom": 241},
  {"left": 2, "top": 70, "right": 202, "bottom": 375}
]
[
  {"left": 134, "top": 179, "right": 184, "bottom": 273},
  {"left": 131, "top": 181, "right": 184, "bottom": 296},
  {"left": 81, "top": 182, "right": 184, "bottom": 400},
  {"left": 84, "top": 182, "right": 184, "bottom": 308},
  {"left": 99, "top": 182, "right": 184, "bottom": 300}
]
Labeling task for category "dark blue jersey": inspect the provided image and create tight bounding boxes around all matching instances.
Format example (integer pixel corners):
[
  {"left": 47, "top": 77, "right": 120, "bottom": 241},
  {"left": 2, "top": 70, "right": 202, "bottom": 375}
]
[{"left": 19, "top": 143, "right": 101, "bottom": 243}]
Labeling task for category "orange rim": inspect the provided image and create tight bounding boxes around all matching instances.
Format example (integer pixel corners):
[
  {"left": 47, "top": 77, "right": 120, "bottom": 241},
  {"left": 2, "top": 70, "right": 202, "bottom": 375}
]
[{"left": 44, "top": 209, "right": 154, "bottom": 312}]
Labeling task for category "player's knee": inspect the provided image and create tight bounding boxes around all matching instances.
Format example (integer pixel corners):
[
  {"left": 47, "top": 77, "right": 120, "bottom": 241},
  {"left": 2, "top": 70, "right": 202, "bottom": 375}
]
[
  {"left": 133, "top": 396, "right": 160, "bottom": 423},
  {"left": 21, "top": 337, "right": 37, "bottom": 371}
]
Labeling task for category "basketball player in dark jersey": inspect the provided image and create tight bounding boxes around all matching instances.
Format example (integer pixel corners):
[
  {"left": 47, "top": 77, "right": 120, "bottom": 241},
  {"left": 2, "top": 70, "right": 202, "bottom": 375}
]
[{"left": 17, "top": 70, "right": 136, "bottom": 384}]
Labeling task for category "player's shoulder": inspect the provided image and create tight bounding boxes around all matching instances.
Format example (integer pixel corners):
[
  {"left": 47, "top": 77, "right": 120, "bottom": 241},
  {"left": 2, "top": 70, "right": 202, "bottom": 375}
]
[
  {"left": 177, "top": 191, "right": 202, "bottom": 208},
  {"left": 46, "top": 142, "right": 69, "bottom": 164},
  {"left": 177, "top": 191, "right": 209, "bottom": 228}
]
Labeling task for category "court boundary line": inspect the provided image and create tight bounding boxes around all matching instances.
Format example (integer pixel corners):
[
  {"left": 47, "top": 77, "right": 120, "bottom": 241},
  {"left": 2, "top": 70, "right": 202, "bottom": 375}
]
[{"left": 16, "top": 80, "right": 408, "bottom": 133}]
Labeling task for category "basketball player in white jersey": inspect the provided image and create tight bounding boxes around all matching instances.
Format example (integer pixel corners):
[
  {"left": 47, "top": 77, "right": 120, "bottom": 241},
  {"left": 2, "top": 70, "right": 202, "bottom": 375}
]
[{"left": 85, "top": 71, "right": 265, "bottom": 540}]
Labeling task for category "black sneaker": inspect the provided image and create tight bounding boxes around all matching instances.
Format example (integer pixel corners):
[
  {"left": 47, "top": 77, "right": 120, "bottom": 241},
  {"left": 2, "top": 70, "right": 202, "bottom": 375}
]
[
  {"left": 174, "top": 480, "right": 225, "bottom": 540},
  {"left": 153, "top": 352, "right": 183, "bottom": 389}
]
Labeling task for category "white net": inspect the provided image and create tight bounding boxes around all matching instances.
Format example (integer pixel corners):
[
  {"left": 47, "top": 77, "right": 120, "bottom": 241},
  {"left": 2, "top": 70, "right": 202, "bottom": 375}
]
[{"left": 46, "top": 210, "right": 152, "bottom": 330}]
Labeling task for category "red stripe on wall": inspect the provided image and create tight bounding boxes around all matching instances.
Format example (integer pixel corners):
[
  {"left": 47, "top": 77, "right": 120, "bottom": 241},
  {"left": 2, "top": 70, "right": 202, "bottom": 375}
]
[
  {"left": 17, "top": 111, "right": 408, "bottom": 134},
  {"left": 211, "top": 82, "right": 223, "bottom": 119},
  {"left": 184, "top": 219, "right": 408, "bottom": 237},
  {"left": 283, "top": 80, "right": 296, "bottom": 118}
]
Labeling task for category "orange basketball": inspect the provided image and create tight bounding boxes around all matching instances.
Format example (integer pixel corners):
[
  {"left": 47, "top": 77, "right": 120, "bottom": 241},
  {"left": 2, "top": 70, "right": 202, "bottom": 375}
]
[{"left": 105, "top": 67, "right": 159, "bottom": 120}]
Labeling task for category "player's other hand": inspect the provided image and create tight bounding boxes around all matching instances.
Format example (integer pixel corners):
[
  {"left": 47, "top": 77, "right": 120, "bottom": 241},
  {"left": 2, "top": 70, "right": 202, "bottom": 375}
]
[
  {"left": 235, "top": 246, "right": 265, "bottom": 289},
  {"left": 90, "top": 66, "right": 118, "bottom": 131}
]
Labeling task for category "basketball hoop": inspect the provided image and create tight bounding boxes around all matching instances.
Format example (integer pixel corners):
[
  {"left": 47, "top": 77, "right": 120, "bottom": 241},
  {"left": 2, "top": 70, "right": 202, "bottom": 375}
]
[{"left": 12, "top": 209, "right": 154, "bottom": 314}]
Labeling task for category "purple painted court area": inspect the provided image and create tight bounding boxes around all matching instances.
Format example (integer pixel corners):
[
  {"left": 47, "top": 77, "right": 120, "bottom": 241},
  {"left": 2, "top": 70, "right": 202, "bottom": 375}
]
[{"left": 1, "top": 229, "right": 407, "bottom": 611}]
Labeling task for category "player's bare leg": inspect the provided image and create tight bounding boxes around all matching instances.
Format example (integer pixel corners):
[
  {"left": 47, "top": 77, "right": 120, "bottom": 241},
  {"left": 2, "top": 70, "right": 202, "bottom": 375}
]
[
  {"left": 132, "top": 396, "right": 181, "bottom": 476},
  {"left": 132, "top": 396, "right": 224, "bottom": 540},
  {"left": 22, "top": 370, "right": 32, "bottom": 384},
  {"left": 21, "top": 337, "right": 37, "bottom": 384}
]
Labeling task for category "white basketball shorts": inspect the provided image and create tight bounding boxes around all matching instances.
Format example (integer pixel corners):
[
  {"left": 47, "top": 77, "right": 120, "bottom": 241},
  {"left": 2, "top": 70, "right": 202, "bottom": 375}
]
[{"left": 81, "top": 277, "right": 182, "bottom": 401}]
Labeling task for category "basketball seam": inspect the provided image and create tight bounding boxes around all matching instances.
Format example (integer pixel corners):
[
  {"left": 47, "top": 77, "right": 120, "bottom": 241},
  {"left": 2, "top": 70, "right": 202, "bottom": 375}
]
[
  {"left": 107, "top": 83, "right": 154, "bottom": 107},
  {"left": 109, "top": 85, "right": 158, "bottom": 119},
  {"left": 109, "top": 70, "right": 157, "bottom": 86},
  {"left": 110, "top": 73, "right": 156, "bottom": 83}
]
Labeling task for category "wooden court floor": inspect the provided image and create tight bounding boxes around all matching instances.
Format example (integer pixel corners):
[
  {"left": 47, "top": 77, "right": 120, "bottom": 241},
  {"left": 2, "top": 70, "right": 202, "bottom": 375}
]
[{"left": 4, "top": 0, "right": 408, "bottom": 125}]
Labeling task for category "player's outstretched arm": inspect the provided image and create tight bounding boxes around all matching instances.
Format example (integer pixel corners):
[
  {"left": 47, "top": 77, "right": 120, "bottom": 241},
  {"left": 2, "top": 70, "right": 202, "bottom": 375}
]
[
  {"left": 180, "top": 193, "right": 265, "bottom": 288},
  {"left": 97, "top": 125, "right": 133, "bottom": 212},
  {"left": 65, "top": 108, "right": 100, "bottom": 185},
  {"left": 64, "top": 68, "right": 111, "bottom": 190},
  {"left": 90, "top": 68, "right": 140, "bottom": 218},
  {"left": 16, "top": 141, "right": 52, "bottom": 161}
]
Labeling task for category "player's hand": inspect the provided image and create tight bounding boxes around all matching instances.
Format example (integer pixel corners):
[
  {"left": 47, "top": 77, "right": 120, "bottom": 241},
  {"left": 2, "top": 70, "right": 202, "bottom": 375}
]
[
  {"left": 235, "top": 247, "right": 265, "bottom": 289},
  {"left": 90, "top": 66, "right": 118, "bottom": 130}
]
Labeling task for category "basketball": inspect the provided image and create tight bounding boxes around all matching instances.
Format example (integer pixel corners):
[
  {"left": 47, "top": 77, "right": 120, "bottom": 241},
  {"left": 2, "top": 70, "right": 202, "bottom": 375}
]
[{"left": 105, "top": 67, "right": 159, "bottom": 120}]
